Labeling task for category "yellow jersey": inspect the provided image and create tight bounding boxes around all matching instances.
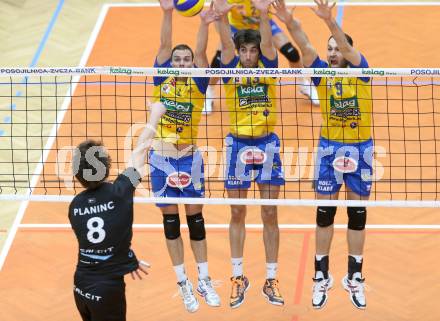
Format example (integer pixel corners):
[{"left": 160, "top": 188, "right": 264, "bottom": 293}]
[
  {"left": 311, "top": 56, "right": 372, "bottom": 143},
  {"left": 227, "top": 0, "right": 272, "bottom": 30},
  {"left": 153, "top": 59, "right": 208, "bottom": 145},
  {"left": 222, "top": 55, "right": 278, "bottom": 137}
]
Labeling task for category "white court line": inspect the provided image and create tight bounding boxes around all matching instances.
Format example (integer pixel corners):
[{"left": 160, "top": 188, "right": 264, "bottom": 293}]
[
  {"left": 106, "top": 1, "right": 440, "bottom": 7},
  {"left": 18, "top": 223, "right": 440, "bottom": 230},
  {"left": 2, "top": 194, "right": 440, "bottom": 208},
  {"left": 0, "top": 5, "right": 111, "bottom": 271}
]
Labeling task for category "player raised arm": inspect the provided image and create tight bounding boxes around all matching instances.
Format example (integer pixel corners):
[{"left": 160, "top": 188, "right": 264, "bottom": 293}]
[
  {"left": 272, "top": 0, "right": 318, "bottom": 67},
  {"left": 156, "top": 0, "right": 174, "bottom": 65},
  {"left": 128, "top": 102, "right": 166, "bottom": 175},
  {"left": 252, "top": 0, "right": 277, "bottom": 60},
  {"left": 312, "top": 0, "right": 361, "bottom": 65},
  {"left": 194, "top": 2, "right": 220, "bottom": 68},
  {"left": 214, "top": 0, "right": 237, "bottom": 64}
]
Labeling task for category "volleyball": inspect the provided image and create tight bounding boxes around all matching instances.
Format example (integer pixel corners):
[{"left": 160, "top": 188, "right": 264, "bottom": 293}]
[{"left": 173, "top": 0, "right": 205, "bottom": 17}]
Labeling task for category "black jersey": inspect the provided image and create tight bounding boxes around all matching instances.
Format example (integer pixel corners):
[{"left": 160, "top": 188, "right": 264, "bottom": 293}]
[{"left": 69, "top": 168, "right": 141, "bottom": 278}]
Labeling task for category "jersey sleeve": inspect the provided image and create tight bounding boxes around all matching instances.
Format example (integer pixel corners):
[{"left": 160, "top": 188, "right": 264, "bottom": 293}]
[
  {"left": 192, "top": 65, "right": 210, "bottom": 94},
  {"left": 348, "top": 54, "right": 370, "bottom": 83},
  {"left": 221, "top": 55, "right": 240, "bottom": 84},
  {"left": 153, "top": 58, "right": 172, "bottom": 86},
  {"left": 260, "top": 53, "right": 278, "bottom": 68},
  {"left": 113, "top": 168, "right": 142, "bottom": 198},
  {"left": 309, "top": 56, "right": 329, "bottom": 87}
]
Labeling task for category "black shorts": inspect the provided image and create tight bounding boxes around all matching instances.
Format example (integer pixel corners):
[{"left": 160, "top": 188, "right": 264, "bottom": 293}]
[{"left": 73, "top": 272, "right": 126, "bottom": 321}]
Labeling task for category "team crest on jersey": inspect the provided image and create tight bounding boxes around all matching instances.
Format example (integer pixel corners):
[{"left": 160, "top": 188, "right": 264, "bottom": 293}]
[
  {"left": 166, "top": 172, "right": 192, "bottom": 189},
  {"left": 240, "top": 148, "right": 267, "bottom": 165},
  {"left": 162, "top": 84, "right": 171, "bottom": 94},
  {"left": 332, "top": 156, "right": 358, "bottom": 173}
]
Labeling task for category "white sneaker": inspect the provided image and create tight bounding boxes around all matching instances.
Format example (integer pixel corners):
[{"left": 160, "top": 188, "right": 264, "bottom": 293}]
[
  {"left": 197, "top": 277, "right": 221, "bottom": 307},
  {"left": 202, "top": 86, "right": 214, "bottom": 114},
  {"left": 312, "top": 274, "right": 333, "bottom": 309},
  {"left": 342, "top": 274, "right": 366, "bottom": 309},
  {"left": 299, "top": 79, "right": 320, "bottom": 106},
  {"left": 178, "top": 279, "right": 199, "bottom": 313}
]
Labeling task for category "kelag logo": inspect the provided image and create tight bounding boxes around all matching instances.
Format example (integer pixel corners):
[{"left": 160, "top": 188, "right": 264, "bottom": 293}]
[
  {"left": 330, "top": 96, "right": 359, "bottom": 110},
  {"left": 109, "top": 67, "right": 132, "bottom": 75},
  {"left": 238, "top": 84, "right": 267, "bottom": 97},
  {"left": 157, "top": 68, "right": 180, "bottom": 76},
  {"left": 361, "top": 69, "right": 385, "bottom": 76},
  {"left": 313, "top": 69, "right": 336, "bottom": 76},
  {"left": 160, "top": 98, "right": 193, "bottom": 112}
]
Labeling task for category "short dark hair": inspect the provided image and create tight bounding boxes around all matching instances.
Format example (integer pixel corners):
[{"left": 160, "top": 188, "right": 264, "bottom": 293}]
[
  {"left": 171, "top": 44, "right": 194, "bottom": 60},
  {"left": 73, "top": 140, "right": 111, "bottom": 190},
  {"left": 233, "top": 29, "right": 261, "bottom": 52},
  {"left": 328, "top": 33, "right": 354, "bottom": 46}
]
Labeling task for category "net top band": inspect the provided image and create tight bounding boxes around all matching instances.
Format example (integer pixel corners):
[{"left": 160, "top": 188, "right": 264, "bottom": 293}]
[{"left": 1, "top": 67, "right": 440, "bottom": 77}]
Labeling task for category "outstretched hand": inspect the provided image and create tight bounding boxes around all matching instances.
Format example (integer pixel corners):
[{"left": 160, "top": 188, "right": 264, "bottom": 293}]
[
  {"left": 311, "top": 0, "right": 336, "bottom": 21},
  {"left": 213, "top": 0, "right": 237, "bottom": 16},
  {"left": 272, "top": 0, "right": 295, "bottom": 25},
  {"left": 200, "top": 1, "right": 220, "bottom": 24},
  {"left": 159, "top": 0, "right": 174, "bottom": 12},
  {"left": 251, "top": 0, "right": 274, "bottom": 14},
  {"left": 130, "top": 260, "right": 150, "bottom": 280}
]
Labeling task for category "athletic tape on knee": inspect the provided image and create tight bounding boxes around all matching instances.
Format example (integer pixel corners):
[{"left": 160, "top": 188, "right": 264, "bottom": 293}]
[
  {"left": 316, "top": 206, "right": 337, "bottom": 227},
  {"left": 210, "top": 50, "right": 221, "bottom": 68},
  {"left": 279, "top": 42, "right": 300, "bottom": 63},
  {"left": 163, "top": 214, "right": 181, "bottom": 240},
  {"left": 186, "top": 213, "right": 206, "bottom": 241},
  {"left": 347, "top": 207, "right": 367, "bottom": 230}
]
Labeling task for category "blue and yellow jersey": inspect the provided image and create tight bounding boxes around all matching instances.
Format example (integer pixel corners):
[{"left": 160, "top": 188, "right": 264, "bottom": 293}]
[
  {"left": 228, "top": 0, "right": 272, "bottom": 30},
  {"left": 311, "top": 55, "right": 372, "bottom": 143},
  {"left": 222, "top": 54, "right": 278, "bottom": 137},
  {"left": 153, "top": 59, "right": 209, "bottom": 145}
]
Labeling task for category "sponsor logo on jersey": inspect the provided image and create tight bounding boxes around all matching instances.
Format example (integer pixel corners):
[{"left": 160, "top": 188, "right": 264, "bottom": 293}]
[
  {"left": 329, "top": 96, "right": 361, "bottom": 119},
  {"left": 317, "top": 180, "right": 334, "bottom": 192},
  {"left": 160, "top": 98, "right": 193, "bottom": 113},
  {"left": 240, "top": 148, "right": 267, "bottom": 165},
  {"left": 237, "top": 84, "right": 267, "bottom": 97},
  {"left": 237, "top": 84, "right": 270, "bottom": 107},
  {"left": 330, "top": 95, "right": 359, "bottom": 110},
  {"left": 74, "top": 286, "right": 102, "bottom": 302},
  {"left": 332, "top": 156, "right": 358, "bottom": 173},
  {"left": 166, "top": 172, "right": 192, "bottom": 189}
]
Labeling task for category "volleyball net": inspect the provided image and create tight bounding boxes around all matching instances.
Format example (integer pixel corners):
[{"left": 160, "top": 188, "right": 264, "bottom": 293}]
[{"left": 0, "top": 67, "right": 439, "bottom": 207}]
